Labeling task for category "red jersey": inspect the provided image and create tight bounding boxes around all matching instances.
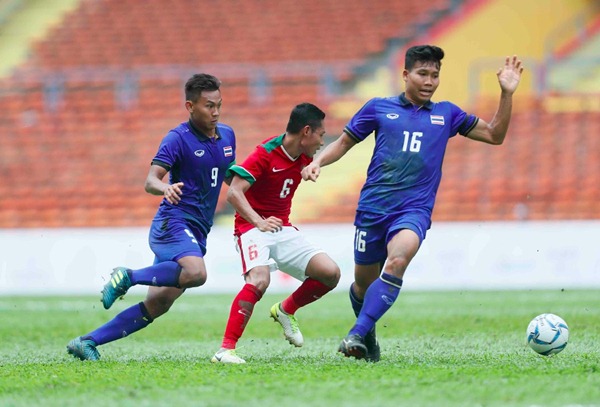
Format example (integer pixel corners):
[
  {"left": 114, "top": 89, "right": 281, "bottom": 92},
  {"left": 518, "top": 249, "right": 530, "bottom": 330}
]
[{"left": 230, "top": 134, "right": 311, "bottom": 235}]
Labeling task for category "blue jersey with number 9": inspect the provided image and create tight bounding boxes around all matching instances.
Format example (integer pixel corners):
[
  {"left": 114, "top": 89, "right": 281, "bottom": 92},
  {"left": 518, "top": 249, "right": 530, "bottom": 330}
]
[{"left": 151, "top": 121, "right": 236, "bottom": 235}]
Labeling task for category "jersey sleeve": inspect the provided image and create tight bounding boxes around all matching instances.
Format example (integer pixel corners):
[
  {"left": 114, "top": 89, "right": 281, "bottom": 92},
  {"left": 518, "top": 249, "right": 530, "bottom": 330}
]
[
  {"left": 222, "top": 125, "right": 237, "bottom": 177},
  {"left": 151, "top": 131, "right": 180, "bottom": 170},
  {"left": 229, "top": 146, "right": 268, "bottom": 185},
  {"left": 343, "top": 98, "right": 380, "bottom": 142},
  {"left": 448, "top": 103, "right": 479, "bottom": 137},
  {"left": 225, "top": 160, "right": 237, "bottom": 179}
]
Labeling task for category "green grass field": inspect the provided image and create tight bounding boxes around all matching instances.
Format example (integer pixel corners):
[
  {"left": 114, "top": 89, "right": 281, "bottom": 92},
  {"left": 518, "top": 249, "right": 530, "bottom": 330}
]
[{"left": 1, "top": 289, "right": 599, "bottom": 407}]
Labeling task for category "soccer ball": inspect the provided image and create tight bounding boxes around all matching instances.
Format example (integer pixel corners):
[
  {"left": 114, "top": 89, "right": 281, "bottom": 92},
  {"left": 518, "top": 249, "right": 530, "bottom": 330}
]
[{"left": 526, "top": 313, "right": 569, "bottom": 356}]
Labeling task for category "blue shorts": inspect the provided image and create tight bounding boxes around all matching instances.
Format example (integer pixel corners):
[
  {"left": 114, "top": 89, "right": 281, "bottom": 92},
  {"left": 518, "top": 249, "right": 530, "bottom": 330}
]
[
  {"left": 149, "top": 218, "right": 207, "bottom": 263},
  {"left": 353, "top": 209, "right": 431, "bottom": 265}
]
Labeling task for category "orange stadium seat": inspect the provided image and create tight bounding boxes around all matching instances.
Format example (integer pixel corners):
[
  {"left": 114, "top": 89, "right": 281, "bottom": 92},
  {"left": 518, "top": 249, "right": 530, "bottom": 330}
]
[{"left": 1, "top": 0, "right": 597, "bottom": 228}]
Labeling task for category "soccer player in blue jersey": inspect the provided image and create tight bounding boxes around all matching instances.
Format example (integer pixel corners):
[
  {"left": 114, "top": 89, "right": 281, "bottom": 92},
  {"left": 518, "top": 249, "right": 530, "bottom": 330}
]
[
  {"left": 302, "top": 45, "right": 523, "bottom": 362},
  {"left": 67, "top": 73, "right": 236, "bottom": 361}
]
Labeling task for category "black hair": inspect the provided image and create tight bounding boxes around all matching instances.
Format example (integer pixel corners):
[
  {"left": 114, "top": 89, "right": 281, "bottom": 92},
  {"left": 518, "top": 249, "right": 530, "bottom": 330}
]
[
  {"left": 405, "top": 45, "right": 444, "bottom": 70},
  {"left": 286, "top": 102, "right": 326, "bottom": 133},
  {"left": 185, "top": 73, "right": 221, "bottom": 102}
]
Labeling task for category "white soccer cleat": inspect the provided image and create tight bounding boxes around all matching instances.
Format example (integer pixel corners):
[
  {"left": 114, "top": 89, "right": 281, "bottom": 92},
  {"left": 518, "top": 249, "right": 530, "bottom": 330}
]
[
  {"left": 270, "top": 302, "right": 304, "bottom": 347},
  {"left": 211, "top": 348, "right": 246, "bottom": 364}
]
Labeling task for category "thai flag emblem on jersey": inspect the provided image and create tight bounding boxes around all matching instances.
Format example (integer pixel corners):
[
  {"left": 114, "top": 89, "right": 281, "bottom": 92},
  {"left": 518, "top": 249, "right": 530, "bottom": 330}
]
[
  {"left": 430, "top": 115, "right": 445, "bottom": 125},
  {"left": 223, "top": 146, "right": 233, "bottom": 157}
]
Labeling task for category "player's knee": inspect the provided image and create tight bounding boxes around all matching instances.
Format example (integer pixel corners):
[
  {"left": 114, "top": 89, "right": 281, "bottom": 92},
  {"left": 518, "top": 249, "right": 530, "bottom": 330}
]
[
  {"left": 315, "top": 263, "right": 340, "bottom": 288},
  {"left": 385, "top": 256, "right": 409, "bottom": 277},
  {"left": 180, "top": 267, "right": 207, "bottom": 288},
  {"left": 252, "top": 279, "right": 269, "bottom": 294},
  {"left": 325, "top": 264, "right": 341, "bottom": 288},
  {"left": 146, "top": 296, "right": 176, "bottom": 317},
  {"left": 307, "top": 255, "right": 340, "bottom": 288},
  {"left": 245, "top": 268, "right": 270, "bottom": 293}
]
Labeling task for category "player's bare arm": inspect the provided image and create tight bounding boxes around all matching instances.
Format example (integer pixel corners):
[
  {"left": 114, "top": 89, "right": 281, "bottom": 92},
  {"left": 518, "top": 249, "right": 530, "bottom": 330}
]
[
  {"left": 302, "top": 131, "right": 357, "bottom": 181},
  {"left": 144, "top": 164, "right": 184, "bottom": 205},
  {"left": 227, "top": 175, "right": 283, "bottom": 232},
  {"left": 466, "top": 55, "right": 523, "bottom": 145}
]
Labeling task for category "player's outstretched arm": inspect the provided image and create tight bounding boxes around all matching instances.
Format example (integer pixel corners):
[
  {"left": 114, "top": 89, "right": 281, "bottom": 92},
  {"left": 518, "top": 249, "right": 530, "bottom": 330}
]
[
  {"left": 302, "top": 131, "right": 357, "bottom": 181},
  {"left": 466, "top": 55, "right": 524, "bottom": 145}
]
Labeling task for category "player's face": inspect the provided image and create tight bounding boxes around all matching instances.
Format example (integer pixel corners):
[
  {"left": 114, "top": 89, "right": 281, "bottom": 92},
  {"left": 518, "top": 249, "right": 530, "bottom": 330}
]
[
  {"left": 302, "top": 124, "right": 326, "bottom": 157},
  {"left": 186, "top": 89, "right": 222, "bottom": 136},
  {"left": 403, "top": 61, "right": 440, "bottom": 105}
]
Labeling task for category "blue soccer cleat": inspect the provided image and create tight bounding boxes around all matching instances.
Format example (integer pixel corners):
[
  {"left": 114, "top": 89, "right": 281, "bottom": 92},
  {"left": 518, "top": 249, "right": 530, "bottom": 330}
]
[
  {"left": 101, "top": 267, "right": 132, "bottom": 310},
  {"left": 66, "top": 337, "right": 100, "bottom": 361}
]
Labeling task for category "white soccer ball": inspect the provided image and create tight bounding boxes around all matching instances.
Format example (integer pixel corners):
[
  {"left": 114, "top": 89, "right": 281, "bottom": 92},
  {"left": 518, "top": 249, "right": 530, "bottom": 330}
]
[{"left": 526, "top": 313, "right": 569, "bottom": 356}]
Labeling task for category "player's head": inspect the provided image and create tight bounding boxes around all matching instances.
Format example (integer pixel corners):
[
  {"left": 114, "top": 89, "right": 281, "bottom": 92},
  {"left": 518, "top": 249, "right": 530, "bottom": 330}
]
[
  {"left": 403, "top": 45, "right": 444, "bottom": 105},
  {"left": 185, "top": 73, "right": 221, "bottom": 102},
  {"left": 185, "top": 73, "right": 222, "bottom": 134},
  {"left": 287, "top": 103, "right": 326, "bottom": 157},
  {"left": 405, "top": 45, "right": 444, "bottom": 71}
]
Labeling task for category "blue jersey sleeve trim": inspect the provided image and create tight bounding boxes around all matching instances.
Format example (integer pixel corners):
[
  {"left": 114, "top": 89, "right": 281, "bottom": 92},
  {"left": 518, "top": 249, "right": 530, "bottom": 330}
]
[
  {"left": 460, "top": 116, "right": 479, "bottom": 136},
  {"left": 343, "top": 127, "right": 362, "bottom": 143},
  {"left": 151, "top": 160, "right": 171, "bottom": 171}
]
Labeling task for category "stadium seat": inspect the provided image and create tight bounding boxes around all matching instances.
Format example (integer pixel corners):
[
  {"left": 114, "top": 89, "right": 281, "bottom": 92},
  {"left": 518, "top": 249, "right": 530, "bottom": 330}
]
[{"left": 1, "top": 0, "right": 598, "bottom": 227}]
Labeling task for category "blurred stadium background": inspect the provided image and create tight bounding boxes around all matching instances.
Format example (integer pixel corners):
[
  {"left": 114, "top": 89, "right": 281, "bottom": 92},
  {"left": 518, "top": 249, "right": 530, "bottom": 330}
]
[{"left": 0, "top": 0, "right": 598, "bottom": 293}]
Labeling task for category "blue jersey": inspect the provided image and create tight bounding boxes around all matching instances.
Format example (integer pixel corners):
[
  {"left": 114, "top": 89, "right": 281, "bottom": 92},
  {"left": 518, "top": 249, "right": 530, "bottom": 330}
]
[
  {"left": 345, "top": 93, "right": 478, "bottom": 216},
  {"left": 151, "top": 120, "right": 236, "bottom": 235}
]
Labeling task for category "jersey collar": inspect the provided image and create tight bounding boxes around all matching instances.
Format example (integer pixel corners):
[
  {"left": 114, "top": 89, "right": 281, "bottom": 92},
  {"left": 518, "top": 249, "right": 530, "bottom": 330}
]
[
  {"left": 399, "top": 93, "right": 434, "bottom": 110},
  {"left": 188, "top": 119, "right": 221, "bottom": 141}
]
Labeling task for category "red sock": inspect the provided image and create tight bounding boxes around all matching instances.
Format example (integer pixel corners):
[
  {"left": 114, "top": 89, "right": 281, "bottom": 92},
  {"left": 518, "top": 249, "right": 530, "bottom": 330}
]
[
  {"left": 281, "top": 278, "right": 333, "bottom": 315},
  {"left": 221, "top": 283, "right": 263, "bottom": 349}
]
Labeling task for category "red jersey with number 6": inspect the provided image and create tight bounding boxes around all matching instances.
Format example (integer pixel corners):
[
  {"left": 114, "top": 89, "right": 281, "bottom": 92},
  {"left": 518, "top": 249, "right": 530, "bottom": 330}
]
[{"left": 228, "top": 134, "right": 311, "bottom": 235}]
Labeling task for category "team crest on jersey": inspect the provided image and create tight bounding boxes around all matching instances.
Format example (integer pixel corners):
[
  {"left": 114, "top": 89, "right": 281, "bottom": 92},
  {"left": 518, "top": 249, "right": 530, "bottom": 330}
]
[
  {"left": 223, "top": 146, "right": 233, "bottom": 157},
  {"left": 430, "top": 115, "right": 445, "bottom": 125}
]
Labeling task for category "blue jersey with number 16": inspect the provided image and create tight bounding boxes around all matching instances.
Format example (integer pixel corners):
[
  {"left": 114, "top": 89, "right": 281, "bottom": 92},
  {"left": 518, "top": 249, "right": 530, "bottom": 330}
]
[{"left": 344, "top": 93, "right": 478, "bottom": 216}]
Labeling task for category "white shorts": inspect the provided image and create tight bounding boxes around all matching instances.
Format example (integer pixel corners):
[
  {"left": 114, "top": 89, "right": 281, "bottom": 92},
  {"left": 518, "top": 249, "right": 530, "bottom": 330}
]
[{"left": 235, "top": 226, "right": 324, "bottom": 281}]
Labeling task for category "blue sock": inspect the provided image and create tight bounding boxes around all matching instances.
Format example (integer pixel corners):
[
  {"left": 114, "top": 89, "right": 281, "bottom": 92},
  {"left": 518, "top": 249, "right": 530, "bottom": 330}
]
[
  {"left": 349, "top": 284, "right": 363, "bottom": 317},
  {"left": 350, "top": 283, "right": 379, "bottom": 337},
  {"left": 84, "top": 302, "right": 153, "bottom": 345},
  {"left": 129, "top": 261, "right": 182, "bottom": 287},
  {"left": 349, "top": 272, "right": 402, "bottom": 338}
]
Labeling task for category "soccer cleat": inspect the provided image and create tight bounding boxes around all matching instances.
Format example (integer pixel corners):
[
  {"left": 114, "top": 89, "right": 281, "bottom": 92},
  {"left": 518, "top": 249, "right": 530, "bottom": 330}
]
[
  {"left": 364, "top": 326, "right": 381, "bottom": 363},
  {"left": 101, "top": 267, "right": 132, "bottom": 310},
  {"left": 338, "top": 333, "right": 368, "bottom": 360},
  {"left": 66, "top": 337, "right": 100, "bottom": 361},
  {"left": 211, "top": 348, "right": 246, "bottom": 364},
  {"left": 270, "top": 302, "right": 304, "bottom": 347}
]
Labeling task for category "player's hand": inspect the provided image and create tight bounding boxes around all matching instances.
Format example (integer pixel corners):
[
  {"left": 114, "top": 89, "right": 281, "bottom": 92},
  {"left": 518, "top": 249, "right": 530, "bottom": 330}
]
[
  {"left": 256, "top": 216, "right": 283, "bottom": 233},
  {"left": 302, "top": 162, "right": 321, "bottom": 182},
  {"left": 497, "top": 55, "right": 523, "bottom": 95},
  {"left": 164, "top": 182, "right": 184, "bottom": 204}
]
